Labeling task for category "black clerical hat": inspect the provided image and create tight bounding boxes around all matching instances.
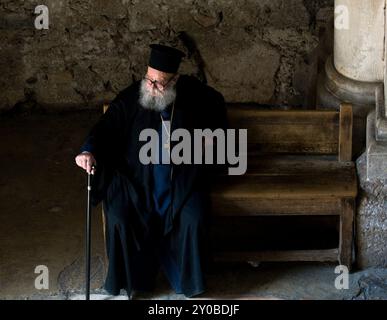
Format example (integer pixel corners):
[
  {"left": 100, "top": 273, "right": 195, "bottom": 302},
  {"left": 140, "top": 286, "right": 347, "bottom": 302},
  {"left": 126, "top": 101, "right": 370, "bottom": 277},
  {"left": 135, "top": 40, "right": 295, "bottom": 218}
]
[{"left": 148, "top": 44, "right": 185, "bottom": 73}]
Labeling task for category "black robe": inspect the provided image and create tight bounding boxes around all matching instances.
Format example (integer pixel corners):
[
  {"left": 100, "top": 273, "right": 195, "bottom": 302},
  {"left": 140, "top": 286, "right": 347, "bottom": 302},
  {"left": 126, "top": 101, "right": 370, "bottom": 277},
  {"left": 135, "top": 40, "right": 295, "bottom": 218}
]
[{"left": 80, "top": 75, "right": 227, "bottom": 297}]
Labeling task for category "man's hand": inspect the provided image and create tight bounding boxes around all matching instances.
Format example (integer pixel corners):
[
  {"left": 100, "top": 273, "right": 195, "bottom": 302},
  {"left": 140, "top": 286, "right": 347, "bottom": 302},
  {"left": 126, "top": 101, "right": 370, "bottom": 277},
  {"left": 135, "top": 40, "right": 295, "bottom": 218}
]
[{"left": 75, "top": 151, "right": 97, "bottom": 175}]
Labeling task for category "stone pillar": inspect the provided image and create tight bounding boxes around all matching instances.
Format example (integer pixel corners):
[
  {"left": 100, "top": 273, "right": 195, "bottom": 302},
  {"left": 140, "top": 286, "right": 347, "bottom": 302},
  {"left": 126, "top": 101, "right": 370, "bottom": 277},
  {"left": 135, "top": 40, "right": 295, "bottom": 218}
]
[
  {"left": 318, "top": 0, "right": 385, "bottom": 111},
  {"left": 317, "top": 0, "right": 387, "bottom": 269},
  {"left": 334, "top": 0, "right": 385, "bottom": 83},
  {"left": 317, "top": 0, "right": 385, "bottom": 156}
]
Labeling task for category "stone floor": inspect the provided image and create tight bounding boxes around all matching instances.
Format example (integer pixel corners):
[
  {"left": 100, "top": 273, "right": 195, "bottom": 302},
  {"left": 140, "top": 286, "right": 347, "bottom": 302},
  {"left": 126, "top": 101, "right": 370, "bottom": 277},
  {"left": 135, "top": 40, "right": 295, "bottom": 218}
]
[
  {"left": 0, "top": 111, "right": 386, "bottom": 300},
  {"left": 10, "top": 262, "right": 387, "bottom": 300}
]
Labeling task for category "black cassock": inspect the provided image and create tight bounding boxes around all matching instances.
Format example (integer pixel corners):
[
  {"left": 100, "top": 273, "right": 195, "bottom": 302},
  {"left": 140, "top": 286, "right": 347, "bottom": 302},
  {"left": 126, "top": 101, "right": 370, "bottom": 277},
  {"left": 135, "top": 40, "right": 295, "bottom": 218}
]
[{"left": 80, "top": 75, "right": 227, "bottom": 297}]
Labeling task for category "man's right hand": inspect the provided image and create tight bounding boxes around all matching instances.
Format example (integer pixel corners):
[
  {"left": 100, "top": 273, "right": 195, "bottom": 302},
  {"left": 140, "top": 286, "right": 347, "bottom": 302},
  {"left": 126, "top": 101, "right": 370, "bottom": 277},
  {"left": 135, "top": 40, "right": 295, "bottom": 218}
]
[{"left": 75, "top": 152, "right": 97, "bottom": 175}]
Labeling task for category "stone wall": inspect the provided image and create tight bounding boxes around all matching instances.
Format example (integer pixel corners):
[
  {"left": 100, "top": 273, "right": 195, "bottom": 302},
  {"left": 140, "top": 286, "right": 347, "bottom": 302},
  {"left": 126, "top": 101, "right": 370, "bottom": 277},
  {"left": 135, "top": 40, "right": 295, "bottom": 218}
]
[
  {"left": 0, "top": 0, "right": 333, "bottom": 112},
  {"left": 356, "top": 153, "right": 387, "bottom": 268}
]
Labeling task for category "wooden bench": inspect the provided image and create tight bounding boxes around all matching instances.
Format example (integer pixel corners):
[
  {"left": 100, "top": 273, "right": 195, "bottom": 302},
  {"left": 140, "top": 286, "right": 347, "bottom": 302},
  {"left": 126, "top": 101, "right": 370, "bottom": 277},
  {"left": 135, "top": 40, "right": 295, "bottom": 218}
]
[
  {"left": 101, "top": 103, "right": 357, "bottom": 270},
  {"left": 210, "top": 104, "right": 357, "bottom": 270}
]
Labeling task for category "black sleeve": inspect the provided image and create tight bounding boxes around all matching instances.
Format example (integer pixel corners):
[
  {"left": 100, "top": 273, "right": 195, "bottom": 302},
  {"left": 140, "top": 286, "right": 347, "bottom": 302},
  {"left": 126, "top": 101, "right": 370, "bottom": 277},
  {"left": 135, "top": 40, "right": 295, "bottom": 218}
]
[
  {"left": 79, "top": 99, "right": 125, "bottom": 163},
  {"left": 79, "top": 98, "right": 127, "bottom": 206}
]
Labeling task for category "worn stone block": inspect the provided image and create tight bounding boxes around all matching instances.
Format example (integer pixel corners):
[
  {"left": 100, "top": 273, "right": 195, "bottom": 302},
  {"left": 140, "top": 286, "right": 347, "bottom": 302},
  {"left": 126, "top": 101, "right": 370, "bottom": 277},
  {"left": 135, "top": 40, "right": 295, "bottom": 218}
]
[{"left": 356, "top": 149, "right": 387, "bottom": 268}]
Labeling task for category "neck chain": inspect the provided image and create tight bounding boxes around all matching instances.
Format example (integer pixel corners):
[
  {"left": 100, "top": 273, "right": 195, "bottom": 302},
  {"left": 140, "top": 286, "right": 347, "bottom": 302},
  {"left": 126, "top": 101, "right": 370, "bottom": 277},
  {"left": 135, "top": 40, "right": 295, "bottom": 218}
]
[{"left": 160, "top": 99, "right": 175, "bottom": 150}]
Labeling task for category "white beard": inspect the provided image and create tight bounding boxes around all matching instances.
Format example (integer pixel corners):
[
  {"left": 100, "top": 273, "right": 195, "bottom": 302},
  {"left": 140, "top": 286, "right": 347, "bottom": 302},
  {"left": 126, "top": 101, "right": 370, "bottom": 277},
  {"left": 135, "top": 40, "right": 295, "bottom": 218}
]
[{"left": 139, "top": 79, "right": 176, "bottom": 111}]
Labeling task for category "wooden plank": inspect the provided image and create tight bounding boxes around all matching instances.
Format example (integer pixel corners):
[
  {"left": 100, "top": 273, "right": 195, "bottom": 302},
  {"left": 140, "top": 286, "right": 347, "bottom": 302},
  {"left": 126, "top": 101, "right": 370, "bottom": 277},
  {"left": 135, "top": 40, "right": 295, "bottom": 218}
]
[
  {"left": 211, "top": 198, "right": 341, "bottom": 216},
  {"left": 227, "top": 108, "right": 340, "bottom": 155},
  {"left": 338, "top": 103, "right": 353, "bottom": 161},
  {"left": 245, "top": 125, "right": 339, "bottom": 154},
  {"left": 245, "top": 125, "right": 338, "bottom": 154},
  {"left": 212, "top": 169, "right": 358, "bottom": 199},
  {"left": 213, "top": 249, "right": 339, "bottom": 262},
  {"left": 246, "top": 156, "right": 354, "bottom": 175},
  {"left": 339, "top": 198, "right": 355, "bottom": 270},
  {"left": 227, "top": 107, "right": 339, "bottom": 124}
]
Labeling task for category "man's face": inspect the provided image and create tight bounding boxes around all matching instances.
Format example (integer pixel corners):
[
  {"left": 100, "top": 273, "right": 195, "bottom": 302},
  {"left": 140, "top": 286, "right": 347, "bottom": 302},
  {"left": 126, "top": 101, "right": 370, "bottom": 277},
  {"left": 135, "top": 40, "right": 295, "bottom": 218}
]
[
  {"left": 139, "top": 66, "right": 178, "bottom": 111},
  {"left": 145, "top": 67, "right": 176, "bottom": 96}
]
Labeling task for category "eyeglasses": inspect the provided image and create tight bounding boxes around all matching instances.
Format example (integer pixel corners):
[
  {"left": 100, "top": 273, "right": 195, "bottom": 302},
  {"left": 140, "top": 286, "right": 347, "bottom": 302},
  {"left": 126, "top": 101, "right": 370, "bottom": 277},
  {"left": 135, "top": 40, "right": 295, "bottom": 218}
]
[{"left": 143, "top": 75, "right": 175, "bottom": 91}]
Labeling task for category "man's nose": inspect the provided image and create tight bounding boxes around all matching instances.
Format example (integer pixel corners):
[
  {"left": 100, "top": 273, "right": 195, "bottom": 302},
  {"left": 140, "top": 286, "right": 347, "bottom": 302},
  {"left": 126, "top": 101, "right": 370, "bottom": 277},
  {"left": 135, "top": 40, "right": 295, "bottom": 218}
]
[
  {"left": 149, "top": 83, "right": 163, "bottom": 93},
  {"left": 146, "top": 81, "right": 153, "bottom": 89}
]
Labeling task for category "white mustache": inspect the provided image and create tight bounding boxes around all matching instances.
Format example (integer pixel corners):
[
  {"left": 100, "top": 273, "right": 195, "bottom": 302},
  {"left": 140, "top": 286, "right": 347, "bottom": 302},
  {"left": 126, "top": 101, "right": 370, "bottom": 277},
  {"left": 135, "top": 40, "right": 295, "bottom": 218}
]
[{"left": 139, "top": 79, "right": 176, "bottom": 111}]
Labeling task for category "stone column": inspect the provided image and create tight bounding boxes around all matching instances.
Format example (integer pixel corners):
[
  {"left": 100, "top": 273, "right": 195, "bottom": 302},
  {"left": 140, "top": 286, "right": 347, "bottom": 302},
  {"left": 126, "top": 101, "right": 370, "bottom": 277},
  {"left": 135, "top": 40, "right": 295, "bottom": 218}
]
[
  {"left": 317, "top": 0, "right": 387, "bottom": 269},
  {"left": 317, "top": 1, "right": 386, "bottom": 160},
  {"left": 318, "top": 0, "right": 385, "bottom": 110},
  {"left": 334, "top": 0, "right": 384, "bottom": 83}
]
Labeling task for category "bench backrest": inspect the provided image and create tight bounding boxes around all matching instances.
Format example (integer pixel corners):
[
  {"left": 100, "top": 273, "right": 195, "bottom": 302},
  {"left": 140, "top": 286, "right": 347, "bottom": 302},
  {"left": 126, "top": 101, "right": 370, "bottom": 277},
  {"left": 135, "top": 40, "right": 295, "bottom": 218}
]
[
  {"left": 227, "top": 103, "right": 353, "bottom": 161},
  {"left": 103, "top": 103, "right": 353, "bottom": 161}
]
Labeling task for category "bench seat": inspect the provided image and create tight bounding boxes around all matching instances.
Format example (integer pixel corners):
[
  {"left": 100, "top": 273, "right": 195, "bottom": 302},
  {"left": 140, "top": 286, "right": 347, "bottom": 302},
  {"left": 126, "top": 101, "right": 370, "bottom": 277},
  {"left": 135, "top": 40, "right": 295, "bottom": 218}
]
[{"left": 212, "top": 155, "right": 357, "bottom": 206}]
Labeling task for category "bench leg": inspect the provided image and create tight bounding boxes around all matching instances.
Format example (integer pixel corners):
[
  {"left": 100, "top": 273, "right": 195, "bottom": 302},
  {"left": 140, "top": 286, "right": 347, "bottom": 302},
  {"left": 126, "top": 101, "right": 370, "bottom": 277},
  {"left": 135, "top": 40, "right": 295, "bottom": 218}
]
[{"left": 339, "top": 198, "right": 354, "bottom": 271}]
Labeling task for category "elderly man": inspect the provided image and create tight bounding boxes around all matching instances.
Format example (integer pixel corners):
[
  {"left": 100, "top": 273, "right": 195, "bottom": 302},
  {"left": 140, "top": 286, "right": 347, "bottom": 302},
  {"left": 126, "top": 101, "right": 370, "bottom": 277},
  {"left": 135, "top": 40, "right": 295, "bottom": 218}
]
[{"left": 75, "top": 43, "right": 227, "bottom": 298}]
